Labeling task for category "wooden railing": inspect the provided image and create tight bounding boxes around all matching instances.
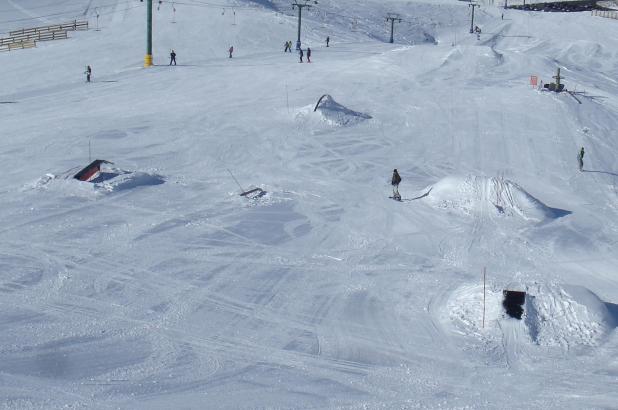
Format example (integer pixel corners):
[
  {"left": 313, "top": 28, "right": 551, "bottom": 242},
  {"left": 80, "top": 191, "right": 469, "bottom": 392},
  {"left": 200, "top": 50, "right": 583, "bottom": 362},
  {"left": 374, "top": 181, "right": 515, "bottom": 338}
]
[
  {"left": 0, "top": 40, "right": 36, "bottom": 52},
  {"left": 592, "top": 9, "right": 618, "bottom": 19},
  {"left": 0, "top": 30, "right": 68, "bottom": 46},
  {"left": 9, "top": 20, "right": 88, "bottom": 36},
  {"left": 0, "top": 19, "right": 86, "bottom": 52}
]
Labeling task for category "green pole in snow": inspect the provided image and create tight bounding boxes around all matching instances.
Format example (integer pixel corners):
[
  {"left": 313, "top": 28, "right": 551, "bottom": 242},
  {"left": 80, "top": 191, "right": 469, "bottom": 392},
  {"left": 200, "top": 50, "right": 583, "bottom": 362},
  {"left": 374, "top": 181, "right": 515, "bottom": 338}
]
[{"left": 145, "top": 0, "right": 153, "bottom": 66}]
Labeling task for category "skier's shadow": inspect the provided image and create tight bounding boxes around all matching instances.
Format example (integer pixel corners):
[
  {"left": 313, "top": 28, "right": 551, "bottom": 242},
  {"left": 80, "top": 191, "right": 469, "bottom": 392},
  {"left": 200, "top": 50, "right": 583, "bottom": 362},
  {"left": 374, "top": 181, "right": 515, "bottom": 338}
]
[{"left": 583, "top": 170, "right": 618, "bottom": 177}]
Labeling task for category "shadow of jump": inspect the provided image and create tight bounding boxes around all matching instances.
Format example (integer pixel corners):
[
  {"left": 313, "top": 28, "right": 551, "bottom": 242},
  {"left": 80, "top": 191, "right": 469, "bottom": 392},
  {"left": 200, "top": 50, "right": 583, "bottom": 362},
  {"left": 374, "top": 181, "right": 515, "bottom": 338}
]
[{"left": 583, "top": 170, "right": 618, "bottom": 177}]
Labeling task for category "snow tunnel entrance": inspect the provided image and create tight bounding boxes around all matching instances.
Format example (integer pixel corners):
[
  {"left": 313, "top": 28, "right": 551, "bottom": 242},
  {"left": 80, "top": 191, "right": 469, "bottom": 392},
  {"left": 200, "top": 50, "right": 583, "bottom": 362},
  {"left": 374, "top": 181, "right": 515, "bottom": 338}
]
[{"left": 503, "top": 290, "right": 526, "bottom": 319}]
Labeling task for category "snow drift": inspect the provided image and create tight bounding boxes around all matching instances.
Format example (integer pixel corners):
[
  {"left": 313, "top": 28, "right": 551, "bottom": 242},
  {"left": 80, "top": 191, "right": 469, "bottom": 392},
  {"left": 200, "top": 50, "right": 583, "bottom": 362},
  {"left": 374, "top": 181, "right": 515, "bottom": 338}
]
[
  {"left": 296, "top": 95, "right": 371, "bottom": 127},
  {"left": 446, "top": 282, "right": 616, "bottom": 350},
  {"left": 423, "top": 175, "right": 570, "bottom": 222},
  {"left": 25, "top": 169, "right": 165, "bottom": 197},
  {"left": 525, "top": 283, "right": 617, "bottom": 348}
]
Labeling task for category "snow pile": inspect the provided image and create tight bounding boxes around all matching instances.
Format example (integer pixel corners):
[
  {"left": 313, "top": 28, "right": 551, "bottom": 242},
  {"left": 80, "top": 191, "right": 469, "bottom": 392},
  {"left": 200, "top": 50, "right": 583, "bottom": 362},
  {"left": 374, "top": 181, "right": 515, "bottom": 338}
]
[
  {"left": 525, "top": 283, "right": 617, "bottom": 348},
  {"left": 557, "top": 41, "right": 613, "bottom": 73},
  {"left": 446, "top": 283, "right": 504, "bottom": 338},
  {"left": 424, "top": 175, "right": 568, "bottom": 222},
  {"left": 25, "top": 169, "right": 165, "bottom": 196},
  {"left": 446, "top": 281, "right": 617, "bottom": 350},
  {"left": 93, "top": 170, "right": 165, "bottom": 193},
  {"left": 298, "top": 94, "right": 371, "bottom": 127}
]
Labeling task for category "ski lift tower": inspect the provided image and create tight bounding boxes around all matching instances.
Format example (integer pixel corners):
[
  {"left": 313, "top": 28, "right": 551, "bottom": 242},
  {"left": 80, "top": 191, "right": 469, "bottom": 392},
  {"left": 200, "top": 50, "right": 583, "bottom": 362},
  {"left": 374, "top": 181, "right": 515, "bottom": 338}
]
[
  {"left": 292, "top": 0, "right": 318, "bottom": 50},
  {"left": 469, "top": 2, "right": 480, "bottom": 34},
  {"left": 386, "top": 13, "right": 402, "bottom": 44},
  {"left": 143, "top": 0, "right": 153, "bottom": 67}
]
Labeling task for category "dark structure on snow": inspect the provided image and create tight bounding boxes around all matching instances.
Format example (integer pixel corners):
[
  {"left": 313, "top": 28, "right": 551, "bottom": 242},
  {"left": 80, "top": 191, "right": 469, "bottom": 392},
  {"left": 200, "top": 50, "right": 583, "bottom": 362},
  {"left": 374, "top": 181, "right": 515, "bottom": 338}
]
[
  {"left": 503, "top": 290, "right": 526, "bottom": 319},
  {"left": 74, "top": 159, "right": 112, "bottom": 182}
]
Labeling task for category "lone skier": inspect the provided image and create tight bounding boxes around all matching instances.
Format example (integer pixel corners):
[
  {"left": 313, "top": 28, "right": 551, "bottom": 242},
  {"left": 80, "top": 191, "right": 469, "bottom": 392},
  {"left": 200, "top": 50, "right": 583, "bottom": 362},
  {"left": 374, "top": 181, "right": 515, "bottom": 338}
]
[
  {"left": 391, "top": 169, "right": 402, "bottom": 200},
  {"left": 326, "top": 36, "right": 330, "bottom": 47},
  {"left": 284, "top": 41, "right": 290, "bottom": 52},
  {"left": 288, "top": 41, "right": 293, "bottom": 52},
  {"left": 307, "top": 47, "right": 311, "bottom": 63},
  {"left": 85, "top": 65, "right": 92, "bottom": 83},
  {"left": 578, "top": 147, "right": 585, "bottom": 171},
  {"left": 169, "top": 49, "right": 176, "bottom": 65},
  {"left": 228, "top": 46, "right": 234, "bottom": 58},
  {"left": 299, "top": 48, "right": 304, "bottom": 63}
]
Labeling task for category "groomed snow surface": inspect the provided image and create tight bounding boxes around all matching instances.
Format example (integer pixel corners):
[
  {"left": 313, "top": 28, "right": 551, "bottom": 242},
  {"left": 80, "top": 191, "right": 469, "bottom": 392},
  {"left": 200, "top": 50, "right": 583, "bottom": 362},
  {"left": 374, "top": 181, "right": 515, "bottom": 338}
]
[{"left": 1, "top": 0, "right": 618, "bottom": 408}]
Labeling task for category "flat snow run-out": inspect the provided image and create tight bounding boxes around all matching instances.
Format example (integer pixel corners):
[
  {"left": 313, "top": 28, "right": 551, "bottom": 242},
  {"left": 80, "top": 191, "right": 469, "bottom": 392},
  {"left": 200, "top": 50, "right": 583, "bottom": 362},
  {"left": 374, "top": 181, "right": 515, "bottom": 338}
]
[{"left": 1, "top": 0, "right": 618, "bottom": 409}]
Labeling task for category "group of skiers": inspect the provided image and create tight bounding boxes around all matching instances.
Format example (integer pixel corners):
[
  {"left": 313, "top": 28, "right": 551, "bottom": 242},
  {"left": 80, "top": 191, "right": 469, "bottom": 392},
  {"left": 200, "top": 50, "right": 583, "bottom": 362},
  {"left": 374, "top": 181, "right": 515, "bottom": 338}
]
[
  {"left": 285, "top": 41, "right": 311, "bottom": 63},
  {"left": 283, "top": 36, "right": 332, "bottom": 63},
  {"left": 299, "top": 47, "right": 311, "bottom": 63},
  {"left": 85, "top": 36, "right": 332, "bottom": 78}
]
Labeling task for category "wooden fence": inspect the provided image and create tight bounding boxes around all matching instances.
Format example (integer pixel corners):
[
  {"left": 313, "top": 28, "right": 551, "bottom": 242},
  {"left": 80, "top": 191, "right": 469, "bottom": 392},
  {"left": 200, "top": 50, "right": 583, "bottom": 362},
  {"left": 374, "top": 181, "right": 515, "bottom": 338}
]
[
  {"left": 9, "top": 20, "right": 88, "bottom": 36},
  {"left": 0, "top": 40, "right": 36, "bottom": 52},
  {"left": 0, "top": 30, "right": 68, "bottom": 46},
  {"left": 592, "top": 9, "right": 618, "bottom": 19},
  {"left": 0, "top": 20, "right": 86, "bottom": 53}
]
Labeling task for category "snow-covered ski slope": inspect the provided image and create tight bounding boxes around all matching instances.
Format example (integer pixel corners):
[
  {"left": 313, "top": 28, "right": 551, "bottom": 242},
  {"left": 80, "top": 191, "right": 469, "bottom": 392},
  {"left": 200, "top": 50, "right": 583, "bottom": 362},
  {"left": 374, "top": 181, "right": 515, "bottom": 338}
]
[{"left": 1, "top": 0, "right": 618, "bottom": 408}]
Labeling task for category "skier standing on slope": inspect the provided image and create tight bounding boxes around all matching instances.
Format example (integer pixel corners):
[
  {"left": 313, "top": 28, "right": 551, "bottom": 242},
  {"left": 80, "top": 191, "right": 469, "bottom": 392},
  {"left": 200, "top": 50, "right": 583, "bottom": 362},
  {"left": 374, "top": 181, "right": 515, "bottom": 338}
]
[
  {"left": 229, "top": 46, "right": 234, "bottom": 58},
  {"left": 392, "top": 169, "right": 402, "bottom": 199},
  {"left": 169, "top": 49, "right": 176, "bottom": 65},
  {"left": 299, "top": 48, "right": 304, "bottom": 63},
  {"left": 284, "top": 41, "right": 290, "bottom": 52},
  {"left": 85, "top": 65, "right": 92, "bottom": 83},
  {"left": 288, "top": 41, "right": 293, "bottom": 52},
  {"left": 578, "top": 147, "right": 585, "bottom": 171},
  {"left": 326, "top": 36, "right": 330, "bottom": 47},
  {"left": 307, "top": 47, "right": 311, "bottom": 63}
]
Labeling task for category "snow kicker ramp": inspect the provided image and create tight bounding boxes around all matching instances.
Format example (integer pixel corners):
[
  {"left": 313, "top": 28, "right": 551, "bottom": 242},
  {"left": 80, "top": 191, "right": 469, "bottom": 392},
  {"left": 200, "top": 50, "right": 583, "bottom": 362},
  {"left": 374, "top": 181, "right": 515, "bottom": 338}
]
[
  {"left": 445, "top": 282, "right": 617, "bottom": 369},
  {"left": 423, "top": 175, "right": 570, "bottom": 222},
  {"left": 297, "top": 95, "right": 372, "bottom": 127}
]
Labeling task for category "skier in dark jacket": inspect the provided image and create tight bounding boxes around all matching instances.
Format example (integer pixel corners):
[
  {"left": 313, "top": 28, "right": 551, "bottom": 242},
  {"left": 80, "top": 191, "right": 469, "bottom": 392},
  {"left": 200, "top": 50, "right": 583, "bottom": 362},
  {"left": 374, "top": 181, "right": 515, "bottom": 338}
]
[
  {"left": 578, "top": 147, "right": 585, "bottom": 171},
  {"left": 307, "top": 47, "right": 311, "bottom": 63},
  {"left": 169, "top": 49, "right": 176, "bottom": 65},
  {"left": 299, "top": 48, "right": 304, "bottom": 63},
  {"left": 284, "top": 41, "right": 290, "bottom": 52},
  {"left": 392, "top": 169, "right": 402, "bottom": 199},
  {"left": 85, "top": 65, "right": 92, "bottom": 82},
  {"left": 326, "top": 36, "right": 330, "bottom": 47}
]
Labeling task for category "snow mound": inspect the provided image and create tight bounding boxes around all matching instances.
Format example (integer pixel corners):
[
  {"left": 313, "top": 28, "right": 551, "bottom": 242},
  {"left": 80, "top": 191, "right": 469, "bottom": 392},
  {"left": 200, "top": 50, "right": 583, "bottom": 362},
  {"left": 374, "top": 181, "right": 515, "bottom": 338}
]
[
  {"left": 297, "top": 95, "right": 371, "bottom": 127},
  {"left": 25, "top": 169, "right": 165, "bottom": 196},
  {"left": 446, "top": 282, "right": 617, "bottom": 349},
  {"left": 424, "top": 175, "right": 569, "bottom": 222},
  {"left": 446, "top": 283, "right": 504, "bottom": 338},
  {"left": 525, "top": 283, "right": 617, "bottom": 347},
  {"left": 557, "top": 41, "right": 612, "bottom": 72},
  {"left": 93, "top": 170, "right": 165, "bottom": 192}
]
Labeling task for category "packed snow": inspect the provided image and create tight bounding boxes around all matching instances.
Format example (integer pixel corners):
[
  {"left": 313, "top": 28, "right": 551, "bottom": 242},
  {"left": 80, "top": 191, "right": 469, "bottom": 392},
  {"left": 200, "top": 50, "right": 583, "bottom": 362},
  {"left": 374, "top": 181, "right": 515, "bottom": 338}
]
[{"left": 1, "top": 0, "right": 618, "bottom": 409}]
